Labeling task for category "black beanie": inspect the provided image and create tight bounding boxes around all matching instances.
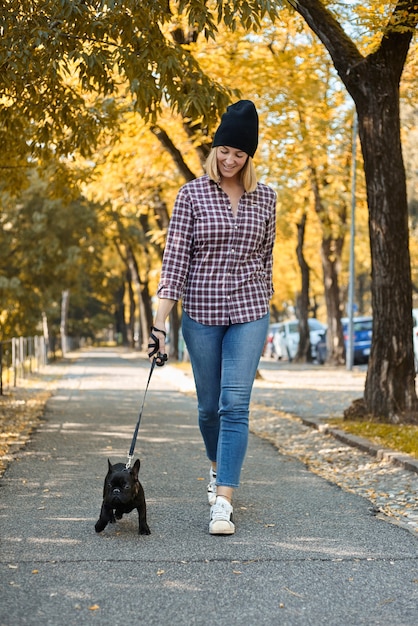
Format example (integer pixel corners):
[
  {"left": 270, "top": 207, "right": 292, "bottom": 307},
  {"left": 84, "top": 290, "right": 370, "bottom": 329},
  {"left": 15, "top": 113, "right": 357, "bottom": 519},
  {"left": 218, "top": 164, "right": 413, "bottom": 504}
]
[{"left": 212, "top": 100, "right": 259, "bottom": 157}]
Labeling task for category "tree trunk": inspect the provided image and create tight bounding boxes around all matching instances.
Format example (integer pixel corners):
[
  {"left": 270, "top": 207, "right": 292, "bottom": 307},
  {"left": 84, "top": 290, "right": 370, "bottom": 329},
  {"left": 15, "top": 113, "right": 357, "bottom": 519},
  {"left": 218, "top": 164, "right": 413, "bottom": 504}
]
[
  {"left": 356, "top": 68, "right": 417, "bottom": 420},
  {"left": 60, "top": 289, "right": 70, "bottom": 357},
  {"left": 320, "top": 235, "right": 345, "bottom": 365},
  {"left": 293, "top": 0, "right": 418, "bottom": 421},
  {"left": 294, "top": 212, "right": 312, "bottom": 362},
  {"left": 114, "top": 282, "right": 128, "bottom": 346},
  {"left": 309, "top": 165, "right": 345, "bottom": 365},
  {"left": 126, "top": 244, "right": 153, "bottom": 351},
  {"left": 126, "top": 270, "right": 135, "bottom": 349},
  {"left": 138, "top": 279, "right": 153, "bottom": 351}
]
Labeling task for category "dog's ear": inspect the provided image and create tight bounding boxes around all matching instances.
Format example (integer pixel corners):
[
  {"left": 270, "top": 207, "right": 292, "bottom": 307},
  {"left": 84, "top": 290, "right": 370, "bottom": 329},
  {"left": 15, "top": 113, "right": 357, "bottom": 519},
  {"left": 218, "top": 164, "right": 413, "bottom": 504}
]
[
  {"left": 107, "top": 459, "right": 113, "bottom": 472},
  {"left": 131, "top": 458, "right": 141, "bottom": 478}
]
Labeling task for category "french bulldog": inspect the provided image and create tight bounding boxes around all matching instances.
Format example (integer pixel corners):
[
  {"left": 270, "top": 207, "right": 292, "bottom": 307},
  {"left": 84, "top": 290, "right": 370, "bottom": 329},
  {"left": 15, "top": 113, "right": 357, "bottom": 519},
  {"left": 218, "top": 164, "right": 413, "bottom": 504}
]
[{"left": 95, "top": 459, "right": 150, "bottom": 535}]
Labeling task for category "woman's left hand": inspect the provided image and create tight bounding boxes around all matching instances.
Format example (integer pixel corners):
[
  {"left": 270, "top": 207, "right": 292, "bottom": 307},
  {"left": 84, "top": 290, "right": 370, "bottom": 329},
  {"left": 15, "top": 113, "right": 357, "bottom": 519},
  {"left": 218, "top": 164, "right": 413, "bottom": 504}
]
[{"left": 148, "top": 327, "right": 168, "bottom": 366}]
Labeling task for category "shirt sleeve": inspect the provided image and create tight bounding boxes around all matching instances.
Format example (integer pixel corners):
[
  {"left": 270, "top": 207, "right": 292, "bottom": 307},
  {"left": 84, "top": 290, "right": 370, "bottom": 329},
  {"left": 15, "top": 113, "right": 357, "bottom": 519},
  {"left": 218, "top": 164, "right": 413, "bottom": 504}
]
[
  {"left": 263, "top": 189, "right": 277, "bottom": 299},
  {"left": 157, "top": 185, "right": 194, "bottom": 301}
]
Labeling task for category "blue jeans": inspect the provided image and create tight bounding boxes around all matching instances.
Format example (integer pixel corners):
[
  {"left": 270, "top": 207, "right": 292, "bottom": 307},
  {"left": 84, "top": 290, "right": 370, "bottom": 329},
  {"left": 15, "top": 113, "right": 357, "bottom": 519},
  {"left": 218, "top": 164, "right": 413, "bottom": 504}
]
[{"left": 182, "top": 311, "right": 269, "bottom": 488}]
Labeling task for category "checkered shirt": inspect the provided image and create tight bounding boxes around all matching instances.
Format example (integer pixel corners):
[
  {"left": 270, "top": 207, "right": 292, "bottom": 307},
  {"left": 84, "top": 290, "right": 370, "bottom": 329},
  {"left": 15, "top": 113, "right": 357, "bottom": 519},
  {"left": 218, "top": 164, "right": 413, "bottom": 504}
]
[{"left": 157, "top": 174, "right": 277, "bottom": 325}]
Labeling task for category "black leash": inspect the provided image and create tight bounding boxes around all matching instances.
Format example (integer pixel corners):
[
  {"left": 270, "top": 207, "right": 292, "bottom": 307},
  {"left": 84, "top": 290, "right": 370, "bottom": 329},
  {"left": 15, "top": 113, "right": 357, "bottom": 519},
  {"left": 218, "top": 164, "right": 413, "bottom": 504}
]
[{"left": 126, "top": 328, "right": 167, "bottom": 469}]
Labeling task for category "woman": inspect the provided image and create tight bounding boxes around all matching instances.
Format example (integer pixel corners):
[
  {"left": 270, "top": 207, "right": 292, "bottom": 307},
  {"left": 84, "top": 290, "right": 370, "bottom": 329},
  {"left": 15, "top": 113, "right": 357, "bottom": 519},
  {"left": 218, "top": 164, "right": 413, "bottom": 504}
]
[{"left": 148, "top": 100, "right": 276, "bottom": 535}]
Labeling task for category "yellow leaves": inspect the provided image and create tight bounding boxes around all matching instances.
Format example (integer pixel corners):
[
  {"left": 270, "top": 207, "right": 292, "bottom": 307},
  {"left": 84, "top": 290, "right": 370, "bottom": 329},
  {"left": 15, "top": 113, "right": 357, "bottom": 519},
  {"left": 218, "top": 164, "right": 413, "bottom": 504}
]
[
  {"left": 88, "top": 604, "right": 100, "bottom": 611},
  {"left": 0, "top": 389, "right": 50, "bottom": 477}
]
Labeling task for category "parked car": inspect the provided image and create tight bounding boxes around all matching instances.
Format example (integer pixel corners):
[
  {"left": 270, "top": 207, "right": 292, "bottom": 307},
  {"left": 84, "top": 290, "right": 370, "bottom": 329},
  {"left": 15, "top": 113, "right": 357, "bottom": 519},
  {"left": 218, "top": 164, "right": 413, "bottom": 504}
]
[
  {"left": 264, "top": 318, "right": 327, "bottom": 361},
  {"left": 342, "top": 316, "right": 373, "bottom": 364},
  {"left": 319, "top": 311, "right": 418, "bottom": 367},
  {"left": 317, "top": 316, "right": 372, "bottom": 364}
]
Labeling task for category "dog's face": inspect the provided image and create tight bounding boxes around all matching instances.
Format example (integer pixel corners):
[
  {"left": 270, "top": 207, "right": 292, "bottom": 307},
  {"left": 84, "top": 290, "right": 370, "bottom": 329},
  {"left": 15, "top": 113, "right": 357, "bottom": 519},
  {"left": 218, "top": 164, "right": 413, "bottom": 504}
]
[{"left": 103, "top": 459, "right": 140, "bottom": 508}]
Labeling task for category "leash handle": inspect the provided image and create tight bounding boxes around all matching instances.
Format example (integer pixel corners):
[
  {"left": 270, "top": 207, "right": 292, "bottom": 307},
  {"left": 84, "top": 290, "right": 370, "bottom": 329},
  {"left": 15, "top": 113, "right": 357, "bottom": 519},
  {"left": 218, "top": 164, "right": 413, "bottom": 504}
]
[
  {"left": 148, "top": 326, "right": 168, "bottom": 366},
  {"left": 126, "top": 357, "right": 157, "bottom": 469}
]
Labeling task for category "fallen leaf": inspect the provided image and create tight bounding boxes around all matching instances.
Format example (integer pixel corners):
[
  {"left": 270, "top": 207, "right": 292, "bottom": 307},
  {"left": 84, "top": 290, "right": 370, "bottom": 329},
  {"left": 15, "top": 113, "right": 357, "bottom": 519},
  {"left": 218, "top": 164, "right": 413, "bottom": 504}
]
[{"left": 89, "top": 604, "right": 100, "bottom": 611}]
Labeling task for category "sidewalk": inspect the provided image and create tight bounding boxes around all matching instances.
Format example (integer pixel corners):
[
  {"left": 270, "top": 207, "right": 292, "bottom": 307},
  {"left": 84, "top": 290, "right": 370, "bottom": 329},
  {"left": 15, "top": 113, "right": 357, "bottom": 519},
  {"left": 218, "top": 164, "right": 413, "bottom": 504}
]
[
  {"left": 167, "top": 357, "right": 418, "bottom": 533},
  {"left": 1, "top": 348, "right": 418, "bottom": 625}
]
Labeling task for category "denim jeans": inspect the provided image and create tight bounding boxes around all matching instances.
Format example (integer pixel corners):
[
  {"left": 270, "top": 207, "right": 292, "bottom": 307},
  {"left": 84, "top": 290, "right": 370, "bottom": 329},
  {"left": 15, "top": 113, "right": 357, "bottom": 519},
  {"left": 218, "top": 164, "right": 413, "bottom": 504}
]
[{"left": 182, "top": 311, "right": 269, "bottom": 488}]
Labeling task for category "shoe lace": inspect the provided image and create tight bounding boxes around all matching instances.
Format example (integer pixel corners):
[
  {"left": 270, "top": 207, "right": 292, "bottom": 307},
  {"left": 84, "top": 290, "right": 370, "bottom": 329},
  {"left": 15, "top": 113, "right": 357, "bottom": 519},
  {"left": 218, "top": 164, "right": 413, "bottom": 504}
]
[{"left": 211, "top": 500, "right": 231, "bottom": 522}]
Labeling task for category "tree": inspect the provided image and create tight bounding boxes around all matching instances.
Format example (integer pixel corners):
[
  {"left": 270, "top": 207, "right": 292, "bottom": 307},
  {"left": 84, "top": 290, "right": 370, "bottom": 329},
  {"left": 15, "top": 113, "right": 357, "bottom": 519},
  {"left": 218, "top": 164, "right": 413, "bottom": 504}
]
[
  {"left": 286, "top": 0, "right": 418, "bottom": 420},
  {"left": 3, "top": 1, "right": 417, "bottom": 420},
  {"left": 1, "top": 0, "right": 281, "bottom": 169},
  {"left": 264, "top": 31, "right": 353, "bottom": 364},
  {"left": 195, "top": 18, "right": 360, "bottom": 346},
  {"left": 0, "top": 169, "right": 111, "bottom": 339},
  {"left": 294, "top": 210, "right": 312, "bottom": 361},
  {"left": 81, "top": 110, "right": 195, "bottom": 353}
]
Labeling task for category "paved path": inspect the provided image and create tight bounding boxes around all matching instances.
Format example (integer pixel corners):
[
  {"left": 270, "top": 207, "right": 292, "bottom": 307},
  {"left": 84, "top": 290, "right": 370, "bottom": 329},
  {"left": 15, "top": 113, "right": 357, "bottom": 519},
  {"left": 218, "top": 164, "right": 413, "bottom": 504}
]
[{"left": 1, "top": 349, "right": 418, "bottom": 625}]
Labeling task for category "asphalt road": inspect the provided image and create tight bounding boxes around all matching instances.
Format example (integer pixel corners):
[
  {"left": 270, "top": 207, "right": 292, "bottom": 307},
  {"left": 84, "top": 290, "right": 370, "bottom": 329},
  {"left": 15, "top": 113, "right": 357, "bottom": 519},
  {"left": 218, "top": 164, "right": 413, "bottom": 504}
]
[{"left": 1, "top": 349, "right": 417, "bottom": 625}]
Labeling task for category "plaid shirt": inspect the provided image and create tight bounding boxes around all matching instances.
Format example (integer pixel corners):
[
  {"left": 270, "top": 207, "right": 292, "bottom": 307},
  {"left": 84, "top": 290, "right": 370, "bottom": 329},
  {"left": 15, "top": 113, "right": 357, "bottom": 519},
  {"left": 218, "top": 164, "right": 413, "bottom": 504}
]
[{"left": 157, "top": 174, "right": 276, "bottom": 325}]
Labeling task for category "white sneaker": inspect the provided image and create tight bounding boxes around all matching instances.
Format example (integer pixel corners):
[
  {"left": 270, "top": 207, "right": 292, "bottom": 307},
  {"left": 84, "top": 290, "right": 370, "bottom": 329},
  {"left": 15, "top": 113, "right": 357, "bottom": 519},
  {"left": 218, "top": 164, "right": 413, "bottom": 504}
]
[
  {"left": 207, "top": 468, "right": 217, "bottom": 506},
  {"left": 209, "top": 496, "right": 235, "bottom": 535}
]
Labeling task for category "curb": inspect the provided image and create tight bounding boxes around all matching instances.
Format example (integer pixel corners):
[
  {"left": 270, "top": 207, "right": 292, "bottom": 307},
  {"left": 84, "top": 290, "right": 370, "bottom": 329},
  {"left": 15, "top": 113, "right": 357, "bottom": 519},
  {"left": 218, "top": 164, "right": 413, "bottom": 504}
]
[{"left": 299, "top": 415, "right": 418, "bottom": 475}]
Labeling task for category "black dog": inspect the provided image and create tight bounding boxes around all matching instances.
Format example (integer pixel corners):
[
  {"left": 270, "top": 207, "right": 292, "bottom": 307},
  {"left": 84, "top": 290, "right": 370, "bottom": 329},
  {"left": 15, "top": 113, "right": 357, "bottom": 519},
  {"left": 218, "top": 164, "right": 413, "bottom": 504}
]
[{"left": 95, "top": 459, "right": 150, "bottom": 535}]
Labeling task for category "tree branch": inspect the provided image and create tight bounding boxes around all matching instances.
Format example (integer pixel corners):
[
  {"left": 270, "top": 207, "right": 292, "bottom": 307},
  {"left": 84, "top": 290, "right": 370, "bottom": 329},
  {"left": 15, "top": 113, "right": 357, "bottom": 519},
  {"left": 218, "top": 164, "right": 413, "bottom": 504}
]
[
  {"left": 288, "top": 0, "right": 418, "bottom": 97},
  {"left": 377, "top": 0, "right": 418, "bottom": 78},
  {"left": 150, "top": 125, "right": 197, "bottom": 182},
  {"left": 287, "top": 0, "right": 364, "bottom": 81}
]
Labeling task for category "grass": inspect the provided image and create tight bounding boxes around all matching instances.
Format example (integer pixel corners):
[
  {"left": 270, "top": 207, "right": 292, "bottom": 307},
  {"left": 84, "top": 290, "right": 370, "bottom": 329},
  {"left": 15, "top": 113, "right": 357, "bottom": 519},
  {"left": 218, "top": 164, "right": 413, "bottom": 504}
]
[{"left": 328, "top": 419, "right": 418, "bottom": 459}]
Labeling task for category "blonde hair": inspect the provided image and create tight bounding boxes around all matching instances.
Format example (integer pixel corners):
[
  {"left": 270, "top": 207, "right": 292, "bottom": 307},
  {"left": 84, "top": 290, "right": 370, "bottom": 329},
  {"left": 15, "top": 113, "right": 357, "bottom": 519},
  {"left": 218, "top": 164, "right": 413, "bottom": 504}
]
[{"left": 204, "top": 148, "right": 258, "bottom": 193}]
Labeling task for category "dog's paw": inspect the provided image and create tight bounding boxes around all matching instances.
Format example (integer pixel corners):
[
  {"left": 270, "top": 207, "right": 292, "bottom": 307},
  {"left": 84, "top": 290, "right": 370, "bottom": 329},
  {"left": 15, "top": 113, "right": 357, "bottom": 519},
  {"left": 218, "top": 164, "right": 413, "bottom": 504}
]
[
  {"left": 95, "top": 520, "right": 106, "bottom": 533},
  {"left": 139, "top": 523, "right": 151, "bottom": 535}
]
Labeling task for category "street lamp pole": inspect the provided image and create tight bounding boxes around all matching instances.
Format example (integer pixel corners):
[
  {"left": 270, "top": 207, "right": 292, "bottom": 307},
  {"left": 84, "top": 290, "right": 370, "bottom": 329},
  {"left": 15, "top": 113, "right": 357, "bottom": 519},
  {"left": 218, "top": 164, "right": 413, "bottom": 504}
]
[{"left": 347, "top": 113, "right": 358, "bottom": 371}]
